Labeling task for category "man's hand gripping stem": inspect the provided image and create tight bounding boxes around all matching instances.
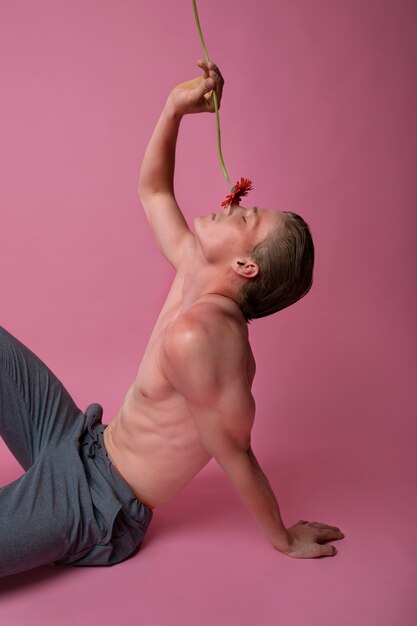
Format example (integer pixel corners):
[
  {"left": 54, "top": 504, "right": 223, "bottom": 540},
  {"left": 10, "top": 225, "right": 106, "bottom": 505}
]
[{"left": 166, "top": 59, "right": 224, "bottom": 118}]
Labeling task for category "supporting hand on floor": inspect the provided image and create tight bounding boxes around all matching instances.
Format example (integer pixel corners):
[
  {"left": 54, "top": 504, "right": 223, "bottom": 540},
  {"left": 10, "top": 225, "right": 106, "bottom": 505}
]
[{"left": 280, "top": 520, "right": 345, "bottom": 558}]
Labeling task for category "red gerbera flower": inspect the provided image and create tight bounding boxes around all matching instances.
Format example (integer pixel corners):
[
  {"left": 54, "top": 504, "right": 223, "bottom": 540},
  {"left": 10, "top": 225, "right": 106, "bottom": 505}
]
[{"left": 221, "top": 178, "right": 253, "bottom": 208}]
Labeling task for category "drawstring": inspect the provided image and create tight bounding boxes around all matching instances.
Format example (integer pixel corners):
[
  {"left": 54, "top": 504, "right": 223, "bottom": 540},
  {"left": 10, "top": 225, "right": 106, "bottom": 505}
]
[
  {"left": 82, "top": 403, "right": 104, "bottom": 458},
  {"left": 85, "top": 423, "right": 102, "bottom": 458}
]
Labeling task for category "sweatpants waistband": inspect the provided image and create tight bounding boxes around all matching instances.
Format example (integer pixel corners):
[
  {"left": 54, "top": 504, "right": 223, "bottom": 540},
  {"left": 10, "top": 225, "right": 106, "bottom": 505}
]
[{"left": 79, "top": 412, "right": 153, "bottom": 532}]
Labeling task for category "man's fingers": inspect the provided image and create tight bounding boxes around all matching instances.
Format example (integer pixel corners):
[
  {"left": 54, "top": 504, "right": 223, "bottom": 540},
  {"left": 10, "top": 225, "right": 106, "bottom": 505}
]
[
  {"left": 198, "top": 59, "right": 223, "bottom": 74},
  {"left": 318, "top": 543, "right": 337, "bottom": 557},
  {"left": 199, "top": 78, "right": 215, "bottom": 97},
  {"left": 197, "top": 59, "right": 224, "bottom": 83},
  {"left": 197, "top": 58, "right": 208, "bottom": 66},
  {"left": 209, "top": 65, "right": 224, "bottom": 107},
  {"left": 195, "top": 59, "right": 223, "bottom": 111},
  {"left": 208, "top": 61, "right": 223, "bottom": 80},
  {"left": 196, "top": 59, "right": 210, "bottom": 78},
  {"left": 309, "top": 521, "right": 345, "bottom": 540},
  {"left": 310, "top": 521, "right": 341, "bottom": 531},
  {"left": 317, "top": 528, "right": 344, "bottom": 541},
  {"left": 196, "top": 78, "right": 215, "bottom": 109}
]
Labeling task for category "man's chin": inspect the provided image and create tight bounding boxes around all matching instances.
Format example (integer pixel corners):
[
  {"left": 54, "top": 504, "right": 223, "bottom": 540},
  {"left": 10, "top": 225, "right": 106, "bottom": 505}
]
[{"left": 193, "top": 215, "right": 208, "bottom": 230}]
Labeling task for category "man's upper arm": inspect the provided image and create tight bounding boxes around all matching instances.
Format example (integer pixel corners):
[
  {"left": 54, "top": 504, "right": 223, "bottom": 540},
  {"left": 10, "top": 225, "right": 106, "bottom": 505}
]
[
  {"left": 161, "top": 316, "right": 255, "bottom": 470},
  {"left": 139, "top": 191, "right": 194, "bottom": 269}
]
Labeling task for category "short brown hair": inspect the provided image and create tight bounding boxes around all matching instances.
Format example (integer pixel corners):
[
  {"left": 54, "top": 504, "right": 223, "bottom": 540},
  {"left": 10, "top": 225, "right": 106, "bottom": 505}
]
[{"left": 238, "top": 211, "right": 315, "bottom": 321}]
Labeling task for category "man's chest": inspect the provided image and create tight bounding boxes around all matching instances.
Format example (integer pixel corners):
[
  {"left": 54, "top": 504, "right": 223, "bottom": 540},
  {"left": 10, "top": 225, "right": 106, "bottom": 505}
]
[{"left": 133, "top": 334, "right": 176, "bottom": 404}]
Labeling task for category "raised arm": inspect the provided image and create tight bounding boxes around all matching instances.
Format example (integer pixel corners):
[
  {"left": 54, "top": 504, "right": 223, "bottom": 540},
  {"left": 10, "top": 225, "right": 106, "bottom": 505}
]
[
  {"left": 162, "top": 313, "right": 344, "bottom": 558},
  {"left": 138, "top": 60, "right": 224, "bottom": 268}
]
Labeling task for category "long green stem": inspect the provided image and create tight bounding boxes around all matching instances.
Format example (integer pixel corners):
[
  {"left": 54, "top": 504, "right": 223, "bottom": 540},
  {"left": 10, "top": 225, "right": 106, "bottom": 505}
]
[{"left": 192, "top": 0, "right": 232, "bottom": 187}]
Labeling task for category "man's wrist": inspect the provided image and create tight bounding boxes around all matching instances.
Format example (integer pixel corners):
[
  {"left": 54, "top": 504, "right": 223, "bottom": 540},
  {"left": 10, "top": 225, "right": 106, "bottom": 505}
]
[
  {"left": 272, "top": 530, "right": 293, "bottom": 553},
  {"left": 163, "top": 98, "right": 184, "bottom": 123}
]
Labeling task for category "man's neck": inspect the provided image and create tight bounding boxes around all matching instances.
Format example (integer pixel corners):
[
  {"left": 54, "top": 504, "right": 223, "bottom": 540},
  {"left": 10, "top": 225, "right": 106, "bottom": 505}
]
[{"left": 180, "top": 253, "right": 247, "bottom": 328}]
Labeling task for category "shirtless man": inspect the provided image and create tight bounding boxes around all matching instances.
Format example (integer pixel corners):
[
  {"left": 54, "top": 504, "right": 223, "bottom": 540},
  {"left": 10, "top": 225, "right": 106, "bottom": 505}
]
[
  {"left": 0, "top": 61, "right": 343, "bottom": 577},
  {"left": 105, "top": 59, "right": 344, "bottom": 557}
]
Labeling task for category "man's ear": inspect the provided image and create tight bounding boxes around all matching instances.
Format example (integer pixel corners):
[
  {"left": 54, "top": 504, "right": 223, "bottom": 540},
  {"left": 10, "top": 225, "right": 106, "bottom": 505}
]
[{"left": 232, "top": 259, "right": 259, "bottom": 279}]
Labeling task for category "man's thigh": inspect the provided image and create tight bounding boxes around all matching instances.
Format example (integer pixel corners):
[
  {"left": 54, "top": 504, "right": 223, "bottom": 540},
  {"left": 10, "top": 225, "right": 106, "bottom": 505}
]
[
  {"left": 0, "top": 445, "right": 85, "bottom": 577},
  {"left": 0, "top": 326, "right": 85, "bottom": 468}
]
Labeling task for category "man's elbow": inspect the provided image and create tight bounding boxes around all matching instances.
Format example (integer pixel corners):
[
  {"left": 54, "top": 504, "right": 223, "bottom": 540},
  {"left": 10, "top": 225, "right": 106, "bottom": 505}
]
[
  {"left": 214, "top": 445, "right": 252, "bottom": 479},
  {"left": 137, "top": 181, "right": 152, "bottom": 204},
  {"left": 137, "top": 172, "right": 158, "bottom": 202},
  {"left": 137, "top": 187, "right": 161, "bottom": 218}
]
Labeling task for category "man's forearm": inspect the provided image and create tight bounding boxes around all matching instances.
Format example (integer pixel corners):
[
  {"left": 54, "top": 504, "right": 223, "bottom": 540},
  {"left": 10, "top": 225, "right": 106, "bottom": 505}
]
[
  {"left": 138, "top": 104, "right": 182, "bottom": 199},
  {"left": 222, "top": 448, "right": 292, "bottom": 552},
  {"left": 138, "top": 60, "right": 222, "bottom": 201}
]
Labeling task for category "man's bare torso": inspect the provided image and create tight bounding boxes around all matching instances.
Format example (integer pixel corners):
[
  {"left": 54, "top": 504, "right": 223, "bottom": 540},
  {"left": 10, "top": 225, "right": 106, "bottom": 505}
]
[{"left": 104, "top": 241, "right": 256, "bottom": 509}]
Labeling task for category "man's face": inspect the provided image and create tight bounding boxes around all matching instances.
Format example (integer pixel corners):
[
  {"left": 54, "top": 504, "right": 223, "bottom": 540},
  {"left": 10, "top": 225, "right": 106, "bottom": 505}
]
[{"left": 194, "top": 205, "right": 284, "bottom": 264}]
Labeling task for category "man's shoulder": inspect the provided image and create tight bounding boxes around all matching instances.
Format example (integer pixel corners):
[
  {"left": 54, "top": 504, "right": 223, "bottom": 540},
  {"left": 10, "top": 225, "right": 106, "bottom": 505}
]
[
  {"left": 163, "top": 302, "right": 247, "bottom": 362},
  {"left": 161, "top": 302, "right": 253, "bottom": 398}
]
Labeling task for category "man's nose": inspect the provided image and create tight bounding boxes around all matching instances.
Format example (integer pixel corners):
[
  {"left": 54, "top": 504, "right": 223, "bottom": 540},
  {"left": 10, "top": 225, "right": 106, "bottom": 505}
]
[{"left": 224, "top": 203, "right": 238, "bottom": 216}]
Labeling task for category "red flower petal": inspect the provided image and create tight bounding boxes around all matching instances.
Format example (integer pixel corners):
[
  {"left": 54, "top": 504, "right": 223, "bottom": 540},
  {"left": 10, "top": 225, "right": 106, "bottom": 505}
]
[{"left": 221, "top": 178, "right": 254, "bottom": 207}]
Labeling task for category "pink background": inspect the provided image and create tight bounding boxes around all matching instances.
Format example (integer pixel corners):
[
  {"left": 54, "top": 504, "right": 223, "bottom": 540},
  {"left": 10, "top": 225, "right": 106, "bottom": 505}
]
[{"left": 1, "top": 0, "right": 416, "bottom": 624}]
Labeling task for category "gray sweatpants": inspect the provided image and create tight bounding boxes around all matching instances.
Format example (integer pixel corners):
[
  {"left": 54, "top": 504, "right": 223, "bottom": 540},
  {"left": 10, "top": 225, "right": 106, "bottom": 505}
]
[{"left": 0, "top": 326, "right": 153, "bottom": 577}]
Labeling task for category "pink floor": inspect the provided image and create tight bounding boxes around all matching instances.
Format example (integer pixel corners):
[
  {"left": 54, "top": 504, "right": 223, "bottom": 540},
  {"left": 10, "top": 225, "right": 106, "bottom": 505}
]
[{"left": 1, "top": 437, "right": 415, "bottom": 626}]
